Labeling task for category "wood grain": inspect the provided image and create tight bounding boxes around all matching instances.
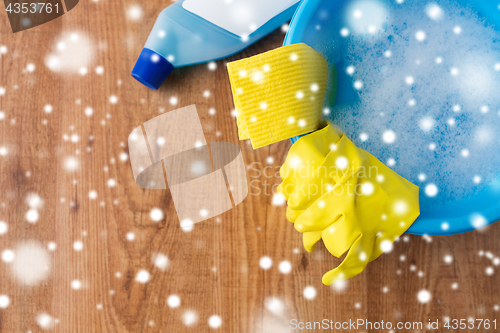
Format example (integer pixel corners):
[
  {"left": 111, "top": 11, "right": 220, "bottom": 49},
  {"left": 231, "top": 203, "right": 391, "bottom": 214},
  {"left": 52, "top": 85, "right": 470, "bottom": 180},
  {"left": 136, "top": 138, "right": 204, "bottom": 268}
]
[{"left": 0, "top": 1, "right": 499, "bottom": 332}]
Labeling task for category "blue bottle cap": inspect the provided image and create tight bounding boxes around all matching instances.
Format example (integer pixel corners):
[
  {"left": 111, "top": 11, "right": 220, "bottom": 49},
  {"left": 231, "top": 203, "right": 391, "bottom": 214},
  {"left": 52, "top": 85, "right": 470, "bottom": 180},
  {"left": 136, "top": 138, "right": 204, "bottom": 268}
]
[{"left": 132, "top": 48, "right": 174, "bottom": 90}]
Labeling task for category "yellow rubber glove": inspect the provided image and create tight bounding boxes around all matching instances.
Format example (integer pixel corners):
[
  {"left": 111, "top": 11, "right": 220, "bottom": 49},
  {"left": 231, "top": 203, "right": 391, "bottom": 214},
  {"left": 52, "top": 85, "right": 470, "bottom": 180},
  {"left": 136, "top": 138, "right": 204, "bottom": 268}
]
[{"left": 277, "top": 125, "right": 420, "bottom": 284}]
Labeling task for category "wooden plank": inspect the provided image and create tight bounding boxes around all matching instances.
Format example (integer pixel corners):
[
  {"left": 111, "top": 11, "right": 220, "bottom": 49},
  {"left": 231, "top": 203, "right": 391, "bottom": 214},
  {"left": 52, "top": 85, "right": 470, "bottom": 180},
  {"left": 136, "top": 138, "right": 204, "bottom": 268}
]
[{"left": 0, "top": 1, "right": 499, "bottom": 332}]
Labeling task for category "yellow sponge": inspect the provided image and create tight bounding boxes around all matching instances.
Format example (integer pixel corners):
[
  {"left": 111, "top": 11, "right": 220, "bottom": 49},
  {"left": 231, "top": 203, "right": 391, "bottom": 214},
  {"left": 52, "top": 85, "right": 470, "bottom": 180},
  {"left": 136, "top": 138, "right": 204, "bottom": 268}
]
[{"left": 227, "top": 43, "right": 329, "bottom": 149}]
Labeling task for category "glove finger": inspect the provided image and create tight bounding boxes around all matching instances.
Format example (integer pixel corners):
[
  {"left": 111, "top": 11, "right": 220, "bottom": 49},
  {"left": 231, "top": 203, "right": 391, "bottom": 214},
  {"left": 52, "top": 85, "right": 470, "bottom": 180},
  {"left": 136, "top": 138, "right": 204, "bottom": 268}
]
[
  {"left": 277, "top": 180, "right": 297, "bottom": 201},
  {"left": 294, "top": 183, "right": 354, "bottom": 233},
  {"left": 278, "top": 126, "right": 341, "bottom": 203},
  {"left": 281, "top": 126, "right": 341, "bottom": 180},
  {"left": 286, "top": 206, "right": 304, "bottom": 223},
  {"left": 286, "top": 176, "right": 334, "bottom": 211},
  {"left": 321, "top": 216, "right": 361, "bottom": 258},
  {"left": 278, "top": 152, "right": 324, "bottom": 202},
  {"left": 321, "top": 234, "right": 373, "bottom": 285},
  {"left": 368, "top": 234, "right": 399, "bottom": 262},
  {"left": 279, "top": 159, "right": 337, "bottom": 211},
  {"left": 303, "top": 230, "right": 323, "bottom": 252}
]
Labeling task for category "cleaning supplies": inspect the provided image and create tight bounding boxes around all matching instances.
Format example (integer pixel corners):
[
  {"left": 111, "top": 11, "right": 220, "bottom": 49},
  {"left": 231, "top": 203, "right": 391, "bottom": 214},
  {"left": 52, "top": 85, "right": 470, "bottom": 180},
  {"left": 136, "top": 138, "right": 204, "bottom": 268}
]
[
  {"left": 285, "top": 0, "right": 500, "bottom": 235},
  {"left": 277, "top": 125, "right": 420, "bottom": 284},
  {"left": 132, "top": 0, "right": 300, "bottom": 90},
  {"left": 227, "top": 44, "right": 420, "bottom": 284},
  {"left": 227, "top": 43, "right": 333, "bottom": 149}
]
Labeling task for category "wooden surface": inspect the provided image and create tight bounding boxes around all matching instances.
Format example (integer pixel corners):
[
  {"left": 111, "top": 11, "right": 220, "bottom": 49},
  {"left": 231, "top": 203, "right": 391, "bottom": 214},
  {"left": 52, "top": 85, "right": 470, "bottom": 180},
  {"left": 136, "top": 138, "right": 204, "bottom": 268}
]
[{"left": 0, "top": 1, "right": 499, "bottom": 332}]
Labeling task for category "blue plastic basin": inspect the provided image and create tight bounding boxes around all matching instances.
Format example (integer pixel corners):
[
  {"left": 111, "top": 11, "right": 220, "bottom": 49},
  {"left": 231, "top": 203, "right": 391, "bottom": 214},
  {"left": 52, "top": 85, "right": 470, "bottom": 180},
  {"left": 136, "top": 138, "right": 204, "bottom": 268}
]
[{"left": 284, "top": 0, "right": 500, "bottom": 235}]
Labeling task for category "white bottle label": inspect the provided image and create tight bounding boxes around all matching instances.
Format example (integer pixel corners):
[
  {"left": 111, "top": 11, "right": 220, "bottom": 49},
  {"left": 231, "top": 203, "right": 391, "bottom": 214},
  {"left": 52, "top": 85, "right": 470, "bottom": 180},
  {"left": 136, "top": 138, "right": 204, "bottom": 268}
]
[{"left": 182, "top": 0, "right": 299, "bottom": 37}]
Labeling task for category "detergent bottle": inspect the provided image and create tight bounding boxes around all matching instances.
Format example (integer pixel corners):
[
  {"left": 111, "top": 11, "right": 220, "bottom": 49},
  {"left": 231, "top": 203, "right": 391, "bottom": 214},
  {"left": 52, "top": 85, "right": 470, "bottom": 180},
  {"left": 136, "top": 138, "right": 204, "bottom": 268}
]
[{"left": 131, "top": 0, "right": 300, "bottom": 90}]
